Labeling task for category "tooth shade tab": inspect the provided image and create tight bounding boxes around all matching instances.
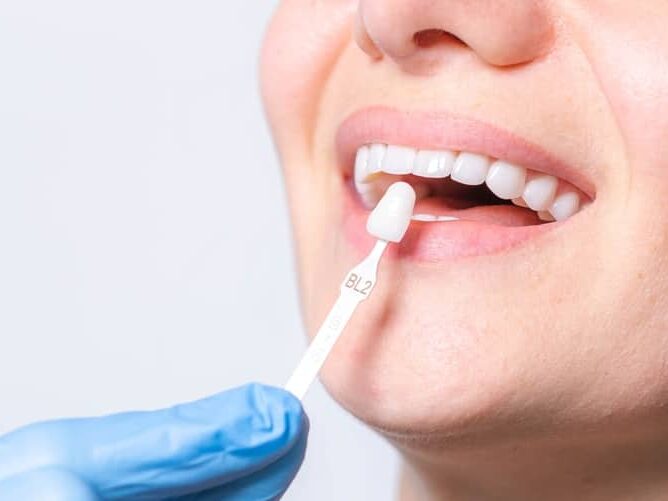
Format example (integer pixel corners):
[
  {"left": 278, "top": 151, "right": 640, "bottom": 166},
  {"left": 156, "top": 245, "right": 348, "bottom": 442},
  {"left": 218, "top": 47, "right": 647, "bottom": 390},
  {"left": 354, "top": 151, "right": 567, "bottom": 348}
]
[
  {"left": 366, "top": 182, "right": 416, "bottom": 242},
  {"left": 451, "top": 152, "right": 491, "bottom": 185}
]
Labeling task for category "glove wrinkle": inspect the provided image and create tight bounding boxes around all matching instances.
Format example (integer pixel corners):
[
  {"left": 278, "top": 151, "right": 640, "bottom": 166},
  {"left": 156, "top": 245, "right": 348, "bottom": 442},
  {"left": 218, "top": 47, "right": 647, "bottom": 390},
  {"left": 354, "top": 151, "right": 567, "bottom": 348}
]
[{"left": 0, "top": 384, "right": 307, "bottom": 500}]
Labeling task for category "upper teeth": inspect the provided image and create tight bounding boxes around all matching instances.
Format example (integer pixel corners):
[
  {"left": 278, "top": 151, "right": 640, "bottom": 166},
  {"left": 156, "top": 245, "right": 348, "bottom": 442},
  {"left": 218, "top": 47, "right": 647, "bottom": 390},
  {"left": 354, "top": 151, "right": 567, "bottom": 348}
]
[{"left": 354, "top": 143, "right": 586, "bottom": 222}]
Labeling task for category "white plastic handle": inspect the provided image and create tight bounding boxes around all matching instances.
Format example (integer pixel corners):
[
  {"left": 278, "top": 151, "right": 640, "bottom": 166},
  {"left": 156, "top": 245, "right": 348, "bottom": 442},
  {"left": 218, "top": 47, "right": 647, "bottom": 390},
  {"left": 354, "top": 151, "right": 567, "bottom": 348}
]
[{"left": 284, "top": 240, "right": 388, "bottom": 400}]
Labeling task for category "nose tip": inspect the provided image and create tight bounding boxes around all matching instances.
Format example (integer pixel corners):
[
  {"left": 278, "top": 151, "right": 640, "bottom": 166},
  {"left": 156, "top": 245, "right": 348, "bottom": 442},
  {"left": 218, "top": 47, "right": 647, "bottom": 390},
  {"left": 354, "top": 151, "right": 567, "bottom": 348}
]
[{"left": 356, "top": 0, "right": 555, "bottom": 70}]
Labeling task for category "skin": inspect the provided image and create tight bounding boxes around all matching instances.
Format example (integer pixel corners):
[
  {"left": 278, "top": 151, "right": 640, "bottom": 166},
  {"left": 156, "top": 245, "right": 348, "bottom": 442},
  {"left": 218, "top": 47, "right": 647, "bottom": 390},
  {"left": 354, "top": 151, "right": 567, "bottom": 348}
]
[{"left": 260, "top": 1, "right": 668, "bottom": 500}]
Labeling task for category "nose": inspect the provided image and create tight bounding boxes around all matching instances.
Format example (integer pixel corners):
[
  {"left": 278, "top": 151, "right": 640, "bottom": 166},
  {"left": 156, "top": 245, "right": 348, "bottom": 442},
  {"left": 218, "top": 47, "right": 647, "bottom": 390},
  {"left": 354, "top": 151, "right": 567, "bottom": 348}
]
[{"left": 356, "top": 0, "right": 555, "bottom": 70}]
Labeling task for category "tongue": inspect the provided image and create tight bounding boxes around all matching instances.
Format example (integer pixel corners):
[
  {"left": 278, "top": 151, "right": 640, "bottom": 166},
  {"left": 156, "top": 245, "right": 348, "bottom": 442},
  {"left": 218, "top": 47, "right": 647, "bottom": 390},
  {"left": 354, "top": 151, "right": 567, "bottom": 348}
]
[{"left": 414, "top": 197, "right": 542, "bottom": 226}]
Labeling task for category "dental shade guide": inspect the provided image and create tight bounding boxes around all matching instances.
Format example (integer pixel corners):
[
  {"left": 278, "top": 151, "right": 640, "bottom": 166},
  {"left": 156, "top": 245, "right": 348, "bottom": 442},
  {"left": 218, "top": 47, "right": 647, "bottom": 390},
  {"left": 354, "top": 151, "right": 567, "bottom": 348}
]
[{"left": 285, "top": 182, "right": 417, "bottom": 400}]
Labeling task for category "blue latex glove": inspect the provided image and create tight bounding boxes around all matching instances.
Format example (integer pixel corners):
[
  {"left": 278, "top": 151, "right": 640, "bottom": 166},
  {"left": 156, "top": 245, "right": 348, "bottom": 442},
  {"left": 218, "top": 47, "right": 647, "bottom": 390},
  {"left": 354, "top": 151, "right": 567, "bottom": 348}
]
[{"left": 0, "top": 383, "right": 308, "bottom": 500}]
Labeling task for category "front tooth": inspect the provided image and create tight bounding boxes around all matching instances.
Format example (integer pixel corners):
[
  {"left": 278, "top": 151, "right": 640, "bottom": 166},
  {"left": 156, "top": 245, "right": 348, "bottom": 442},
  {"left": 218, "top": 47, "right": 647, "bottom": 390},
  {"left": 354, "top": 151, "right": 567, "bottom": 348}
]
[
  {"left": 354, "top": 146, "right": 370, "bottom": 183},
  {"left": 522, "top": 174, "right": 558, "bottom": 211},
  {"left": 413, "top": 150, "right": 456, "bottom": 178},
  {"left": 383, "top": 145, "right": 416, "bottom": 175},
  {"left": 485, "top": 160, "right": 526, "bottom": 200},
  {"left": 357, "top": 184, "right": 379, "bottom": 209},
  {"left": 512, "top": 197, "right": 529, "bottom": 208},
  {"left": 451, "top": 152, "right": 491, "bottom": 186},
  {"left": 368, "top": 144, "right": 387, "bottom": 175},
  {"left": 549, "top": 191, "right": 580, "bottom": 221}
]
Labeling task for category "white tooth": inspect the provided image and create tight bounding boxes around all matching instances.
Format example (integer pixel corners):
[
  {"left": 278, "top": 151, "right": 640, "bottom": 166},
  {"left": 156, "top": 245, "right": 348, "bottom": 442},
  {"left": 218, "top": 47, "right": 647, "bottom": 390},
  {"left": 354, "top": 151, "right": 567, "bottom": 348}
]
[
  {"left": 451, "top": 152, "right": 491, "bottom": 186},
  {"left": 354, "top": 146, "right": 376, "bottom": 208},
  {"left": 383, "top": 145, "right": 416, "bottom": 175},
  {"left": 549, "top": 191, "right": 580, "bottom": 221},
  {"left": 412, "top": 214, "right": 438, "bottom": 221},
  {"left": 413, "top": 150, "right": 456, "bottom": 178},
  {"left": 367, "top": 144, "right": 386, "bottom": 175},
  {"left": 522, "top": 174, "right": 558, "bottom": 211},
  {"left": 538, "top": 211, "right": 555, "bottom": 222},
  {"left": 354, "top": 146, "right": 371, "bottom": 183},
  {"left": 356, "top": 182, "right": 378, "bottom": 209},
  {"left": 412, "top": 214, "right": 459, "bottom": 222},
  {"left": 486, "top": 160, "right": 526, "bottom": 200},
  {"left": 512, "top": 197, "right": 529, "bottom": 208}
]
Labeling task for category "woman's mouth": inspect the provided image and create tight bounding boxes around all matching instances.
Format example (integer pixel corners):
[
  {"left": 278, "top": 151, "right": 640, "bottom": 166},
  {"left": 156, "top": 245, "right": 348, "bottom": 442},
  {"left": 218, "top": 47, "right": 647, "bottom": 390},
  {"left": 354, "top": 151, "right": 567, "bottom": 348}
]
[{"left": 336, "top": 107, "right": 596, "bottom": 261}]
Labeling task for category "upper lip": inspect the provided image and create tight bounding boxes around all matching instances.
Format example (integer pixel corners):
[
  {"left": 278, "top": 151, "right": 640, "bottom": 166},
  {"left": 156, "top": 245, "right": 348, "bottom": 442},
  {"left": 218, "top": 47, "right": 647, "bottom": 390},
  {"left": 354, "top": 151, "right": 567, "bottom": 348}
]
[{"left": 335, "top": 106, "right": 596, "bottom": 198}]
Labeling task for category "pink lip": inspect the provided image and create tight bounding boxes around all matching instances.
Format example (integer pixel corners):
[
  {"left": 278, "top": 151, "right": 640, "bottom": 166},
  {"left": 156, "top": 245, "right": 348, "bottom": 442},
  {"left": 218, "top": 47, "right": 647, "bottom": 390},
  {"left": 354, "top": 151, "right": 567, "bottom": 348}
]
[
  {"left": 336, "top": 106, "right": 592, "bottom": 262},
  {"left": 343, "top": 189, "right": 562, "bottom": 262}
]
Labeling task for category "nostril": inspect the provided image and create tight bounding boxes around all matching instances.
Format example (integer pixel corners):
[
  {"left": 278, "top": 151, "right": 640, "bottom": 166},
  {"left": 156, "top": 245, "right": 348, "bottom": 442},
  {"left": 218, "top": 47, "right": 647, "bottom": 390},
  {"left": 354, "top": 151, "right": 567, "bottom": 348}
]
[{"left": 413, "top": 29, "right": 466, "bottom": 49}]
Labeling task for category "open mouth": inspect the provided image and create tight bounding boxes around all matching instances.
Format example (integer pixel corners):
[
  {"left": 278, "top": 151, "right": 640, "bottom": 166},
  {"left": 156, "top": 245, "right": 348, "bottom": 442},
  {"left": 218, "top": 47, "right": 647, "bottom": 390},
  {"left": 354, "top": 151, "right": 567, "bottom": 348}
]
[
  {"left": 354, "top": 143, "right": 590, "bottom": 225},
  {"left": 336, "top": 107, "right": 595, "bottom": 261}
]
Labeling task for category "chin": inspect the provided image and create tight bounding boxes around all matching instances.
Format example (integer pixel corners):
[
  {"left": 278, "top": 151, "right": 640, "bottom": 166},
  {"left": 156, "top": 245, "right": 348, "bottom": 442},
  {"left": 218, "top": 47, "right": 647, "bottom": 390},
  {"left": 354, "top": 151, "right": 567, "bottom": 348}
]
[
  {"left": 300, "top": 247, "right": 562, "bottom": 447},
  {"left": 318, "top": 331, "right": 538, "bottom": 453}
]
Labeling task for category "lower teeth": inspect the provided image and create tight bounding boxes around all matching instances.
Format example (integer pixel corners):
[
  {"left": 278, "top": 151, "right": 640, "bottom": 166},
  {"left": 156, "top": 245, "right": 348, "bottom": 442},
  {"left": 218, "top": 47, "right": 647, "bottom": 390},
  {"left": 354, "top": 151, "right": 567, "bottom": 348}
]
[{"left": 412, "top": 214, "right": 460, "bottom": 222}]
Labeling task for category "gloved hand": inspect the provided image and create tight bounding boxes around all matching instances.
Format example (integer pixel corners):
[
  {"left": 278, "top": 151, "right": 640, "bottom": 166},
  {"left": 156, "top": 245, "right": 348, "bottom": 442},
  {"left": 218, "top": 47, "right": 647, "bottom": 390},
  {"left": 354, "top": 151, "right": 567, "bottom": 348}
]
[{"left": 0, "top": 383, "right": 308, "bottom": 500}]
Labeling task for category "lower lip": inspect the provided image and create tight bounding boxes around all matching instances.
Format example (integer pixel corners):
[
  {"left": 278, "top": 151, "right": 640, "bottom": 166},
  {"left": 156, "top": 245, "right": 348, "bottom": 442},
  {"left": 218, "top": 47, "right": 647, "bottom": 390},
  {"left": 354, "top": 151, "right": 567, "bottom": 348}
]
[{"left": 342, "top": 185, "right": 561, "bottom": 262}]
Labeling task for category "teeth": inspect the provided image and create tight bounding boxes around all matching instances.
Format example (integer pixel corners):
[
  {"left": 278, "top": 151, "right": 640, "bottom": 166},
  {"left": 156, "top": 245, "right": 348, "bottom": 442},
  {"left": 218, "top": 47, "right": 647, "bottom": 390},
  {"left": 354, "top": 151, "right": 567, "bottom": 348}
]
[
  {"left": 383, "top": 145, "right": 416, "bottom": 175},
  {"left": 412, "top": 214, "right": 439, "bottom": 222},
  {"left": 352, "top": 143, "right": 589, "bottom": 223},
  {"left": 413, "top": 150, "right": 456, "bottom": 178},
  {"left": 354, "top": 146, "right": 370, "bottom": 183},
  {"left": 522, "top": 174, "right": 558, "bottom": 211},
  {"left": 451, "top": 153, "right": 491, "bottom": 186},
  {"left": 485, "top": 160, "right": 526, "bottom": 200},
  {"left": 413, "top": 214, "right": 460, "bottom": 222},
  {"left": 367, "top": 143, "right": 386, "bottom": 175},
  {"left": 549, "top": 190, "right": 580, "bottom": 221},
  {"left": 354, "top": 146, "right": 378, "bottom": 207}
]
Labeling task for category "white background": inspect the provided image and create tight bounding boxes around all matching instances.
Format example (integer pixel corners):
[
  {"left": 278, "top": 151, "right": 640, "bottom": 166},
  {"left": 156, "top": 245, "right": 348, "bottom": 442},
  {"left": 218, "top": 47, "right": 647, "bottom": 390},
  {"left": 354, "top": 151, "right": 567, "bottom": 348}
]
[{"left": 0, "top": 2, "right": 398, "bottom": 499}]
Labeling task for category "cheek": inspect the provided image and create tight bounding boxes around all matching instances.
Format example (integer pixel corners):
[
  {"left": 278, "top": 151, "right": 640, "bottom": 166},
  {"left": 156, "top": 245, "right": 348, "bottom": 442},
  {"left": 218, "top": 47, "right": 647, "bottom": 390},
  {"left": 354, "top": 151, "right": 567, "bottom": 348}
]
[
  {"left": 570, "top": 4, "right": 668, "bottom": 176},
  {"left": 260, "top": 0, "right": 357, "bottom": 162},
  {"left": 260, "top": 0, "right": 359, "bottom": 301},
  {"left": 571, "top": 5, "right": 668, "bottom": 366}
]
